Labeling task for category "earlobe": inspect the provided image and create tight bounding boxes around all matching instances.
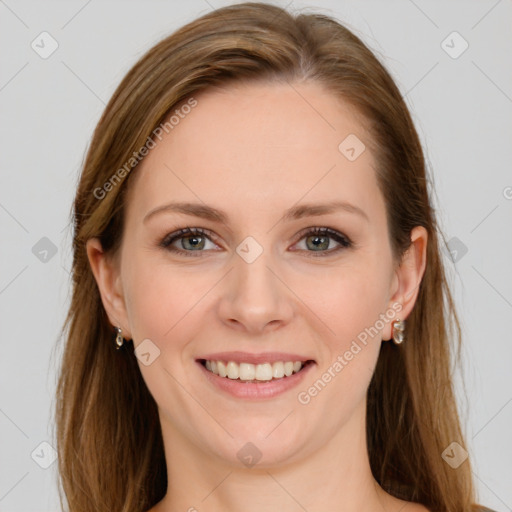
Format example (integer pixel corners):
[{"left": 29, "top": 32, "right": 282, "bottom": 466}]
[{"left": 85, "top": 238, "right": 131, "bottom": 338}]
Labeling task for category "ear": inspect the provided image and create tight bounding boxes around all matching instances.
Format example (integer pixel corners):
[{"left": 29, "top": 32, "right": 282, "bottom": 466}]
[
  {"left": 382, "top": 226, "right": 428, "bottom": 341},
  {"left": 86, "top": 238, "right": 132, "bottom": 339}
]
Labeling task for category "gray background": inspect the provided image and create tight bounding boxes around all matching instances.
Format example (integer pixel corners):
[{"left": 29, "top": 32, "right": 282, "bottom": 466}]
[{"left": 1, "top": 0, "right": 511, "bottom": 510}]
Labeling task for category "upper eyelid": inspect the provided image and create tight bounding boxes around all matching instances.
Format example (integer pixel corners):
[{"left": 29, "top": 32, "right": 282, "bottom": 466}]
[{"left": 162, "top": 227, "right": 217, "bottom": 244}]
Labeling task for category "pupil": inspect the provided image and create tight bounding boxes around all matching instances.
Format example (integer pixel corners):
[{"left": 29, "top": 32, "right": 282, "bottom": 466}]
[
  {"left": 309, "top": 235, "right": 328, "bottom": 251},
  {"left": 185, "top": 236, "right": 203, "bottom": 250}
]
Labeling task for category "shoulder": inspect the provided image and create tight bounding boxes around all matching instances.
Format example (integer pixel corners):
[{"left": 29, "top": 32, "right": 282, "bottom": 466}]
[
  {"left": 385, "top": 499, "right": 429, "bottom": 511},
  {"left": 405, "top": 504, "right": 430, "bottom": 512},
  {"left": 405, "top": 504, "right": 498, "bottom": 512},
  {"left": 412, "top": 504, "right": 498, "bottom": 512}
]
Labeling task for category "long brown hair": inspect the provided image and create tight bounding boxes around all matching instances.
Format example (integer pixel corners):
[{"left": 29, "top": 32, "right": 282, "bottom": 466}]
[{"left": 53, "top": 2, "right": 481, "bottom": 511}]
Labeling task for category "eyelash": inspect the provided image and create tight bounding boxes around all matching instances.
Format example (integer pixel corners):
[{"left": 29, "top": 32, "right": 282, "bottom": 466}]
[{"left": 159, "top": 226, "right": 352, "bottom": 258}]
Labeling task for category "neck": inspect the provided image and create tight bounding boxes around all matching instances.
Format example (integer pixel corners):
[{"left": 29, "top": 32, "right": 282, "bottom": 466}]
[{"left": 153, "top": 400, "right": 394, "bottom": 512}]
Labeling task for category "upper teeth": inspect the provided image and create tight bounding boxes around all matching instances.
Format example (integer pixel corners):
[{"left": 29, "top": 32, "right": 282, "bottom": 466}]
[{"left": 205, "top": 360, "right": 305, "bottom": 381}]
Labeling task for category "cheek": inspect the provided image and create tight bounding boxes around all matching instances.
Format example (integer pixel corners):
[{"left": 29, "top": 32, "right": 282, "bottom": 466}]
[
  {"left": 124, "top": 248, "right": 392, "bottom": 355},
  {"left": 295, "top": 265, "right": 389, "bottom": 415},
  {"left": 295, "top": 261, "right": 390, "bottom": 398},
  {"left": 292, "top": 259, "right": 391, "bottom": 350},
  {"left": 122, "top": 256, "right": 201, "bottom": 346}
]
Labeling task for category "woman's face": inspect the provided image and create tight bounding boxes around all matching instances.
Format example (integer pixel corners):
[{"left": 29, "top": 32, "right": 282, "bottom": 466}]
[{"left": 90, "top": 80, "right": 421, "bottom": 468}]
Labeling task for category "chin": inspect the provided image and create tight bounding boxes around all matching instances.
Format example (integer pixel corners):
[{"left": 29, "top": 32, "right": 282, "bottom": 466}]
[{"left": 210, "top": 421, "right": 307, "bottom": 468}]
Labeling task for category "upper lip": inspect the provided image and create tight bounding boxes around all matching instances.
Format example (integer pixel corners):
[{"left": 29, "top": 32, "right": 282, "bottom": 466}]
[{"left": 197, "top": 351, "right": 315, "bottom": 365}]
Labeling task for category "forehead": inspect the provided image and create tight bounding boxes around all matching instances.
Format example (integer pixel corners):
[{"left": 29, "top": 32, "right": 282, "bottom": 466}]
[{"left": 125, "top": 80, "right": 382, "bottom": 224}]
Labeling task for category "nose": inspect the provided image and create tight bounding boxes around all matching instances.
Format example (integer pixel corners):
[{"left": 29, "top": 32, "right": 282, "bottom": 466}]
[{"left": 217, "top": 243, "right": 294, "bottom": 334}]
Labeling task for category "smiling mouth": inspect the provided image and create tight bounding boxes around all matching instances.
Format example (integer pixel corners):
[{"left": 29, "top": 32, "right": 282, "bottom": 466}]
[{"left": 198, "top": 359, "right": 315, "bottom": 382}]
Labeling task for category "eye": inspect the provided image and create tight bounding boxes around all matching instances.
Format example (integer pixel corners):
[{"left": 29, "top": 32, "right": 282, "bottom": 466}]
[
  {"left": 159, "top": 227, "right": 219, "bottom": 257},
  {"left": 159, "top": 226, "right": 352, "bottom": 257},
  {"left": 292, "top": 227, "right": 352, "bottom": 257}
]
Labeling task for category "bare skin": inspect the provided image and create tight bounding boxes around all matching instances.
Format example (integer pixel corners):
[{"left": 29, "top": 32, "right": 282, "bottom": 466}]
[{"left": 87, "top": 80, "right": 429, "bottom": 512}]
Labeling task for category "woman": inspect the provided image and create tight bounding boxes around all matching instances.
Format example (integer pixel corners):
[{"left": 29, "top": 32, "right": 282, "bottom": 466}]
[{"left": 54, "top": 2, "right": 496, "bottom": 511}]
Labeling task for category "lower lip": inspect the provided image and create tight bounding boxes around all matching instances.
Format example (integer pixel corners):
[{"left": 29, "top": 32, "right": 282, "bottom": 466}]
[{"left": 196, "top": 360, "right": 316, "bottom": 400}]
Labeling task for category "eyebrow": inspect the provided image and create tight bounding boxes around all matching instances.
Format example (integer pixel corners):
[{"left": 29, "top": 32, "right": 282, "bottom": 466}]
[{"left": 143, "top": 200, "right": 369, "bottom": 225}]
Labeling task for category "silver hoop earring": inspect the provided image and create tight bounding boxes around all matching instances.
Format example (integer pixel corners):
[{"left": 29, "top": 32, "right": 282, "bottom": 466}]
[
  {"left": 114, "top": 326, "right": 124, "bottom": 349},
  {"left": 391, "top": 319, "right": 405, "bottom": 344}
]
